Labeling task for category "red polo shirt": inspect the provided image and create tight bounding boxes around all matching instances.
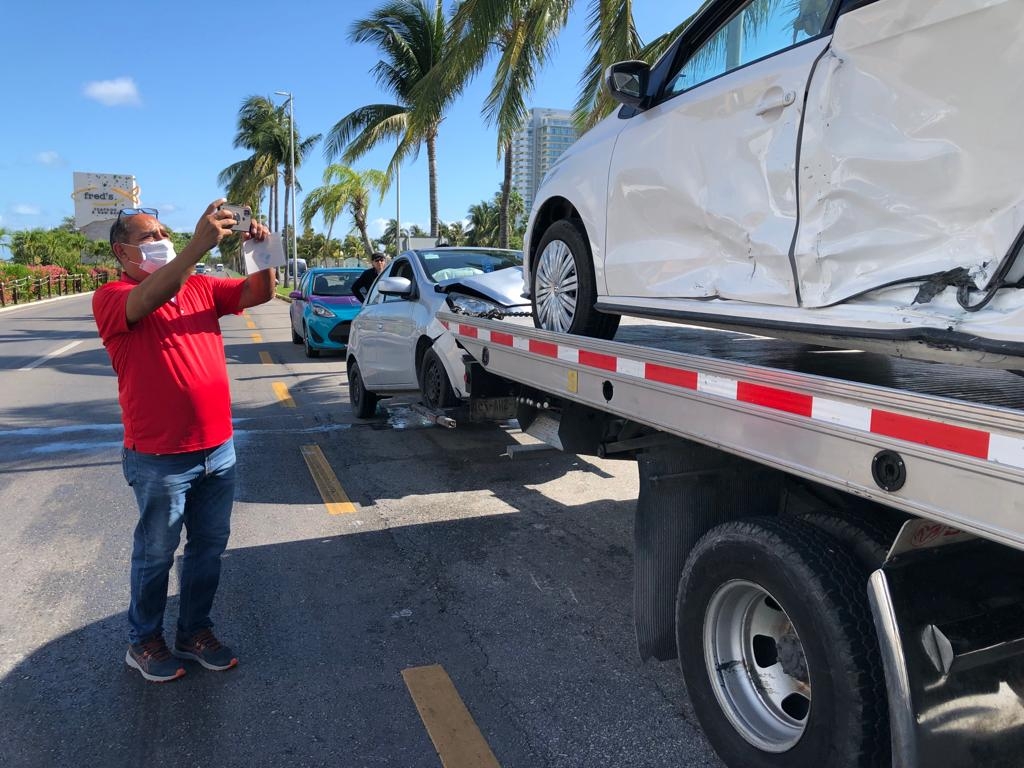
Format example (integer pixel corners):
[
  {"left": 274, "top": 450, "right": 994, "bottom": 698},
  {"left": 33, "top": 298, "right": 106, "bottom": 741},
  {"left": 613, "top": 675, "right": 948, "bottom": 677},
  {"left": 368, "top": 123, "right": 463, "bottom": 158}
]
[{"left": 93, "top": 274, "right": 247, "bottom": 454}]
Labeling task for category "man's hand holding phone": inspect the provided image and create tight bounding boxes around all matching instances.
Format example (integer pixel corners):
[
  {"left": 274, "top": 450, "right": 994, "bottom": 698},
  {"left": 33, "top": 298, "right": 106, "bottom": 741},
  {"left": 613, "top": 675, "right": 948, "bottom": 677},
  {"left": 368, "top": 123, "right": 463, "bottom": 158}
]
[{"left": 220, "top": 203, "right": 253, "bottom": 232}]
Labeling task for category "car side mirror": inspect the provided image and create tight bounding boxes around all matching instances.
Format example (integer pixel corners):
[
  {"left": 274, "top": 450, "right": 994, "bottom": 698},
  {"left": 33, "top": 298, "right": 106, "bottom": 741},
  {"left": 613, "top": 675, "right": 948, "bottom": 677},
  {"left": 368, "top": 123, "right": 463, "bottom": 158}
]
[
  {"left": 289, "top": 290, "right": 303, "bottom": 300},
  {"left": 604, "top": 60, "right": 650, "bottom": 108},
  {"left": 377, "top": 276, "right": 414, "bottom": 298}
]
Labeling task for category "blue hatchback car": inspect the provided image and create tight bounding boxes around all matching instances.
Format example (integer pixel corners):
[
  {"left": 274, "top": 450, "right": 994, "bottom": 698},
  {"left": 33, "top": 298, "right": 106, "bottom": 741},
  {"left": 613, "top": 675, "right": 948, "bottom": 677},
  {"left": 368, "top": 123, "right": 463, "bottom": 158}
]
[{"left": 289, "top": 267, "right": 364, "bottom": 358}]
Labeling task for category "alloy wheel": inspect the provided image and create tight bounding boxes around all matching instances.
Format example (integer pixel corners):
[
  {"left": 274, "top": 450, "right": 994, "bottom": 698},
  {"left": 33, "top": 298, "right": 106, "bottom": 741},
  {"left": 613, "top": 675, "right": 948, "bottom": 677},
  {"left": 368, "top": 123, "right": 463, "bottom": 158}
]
[{"left": 534, "top": 239, "right": 578, "bottom": 333}]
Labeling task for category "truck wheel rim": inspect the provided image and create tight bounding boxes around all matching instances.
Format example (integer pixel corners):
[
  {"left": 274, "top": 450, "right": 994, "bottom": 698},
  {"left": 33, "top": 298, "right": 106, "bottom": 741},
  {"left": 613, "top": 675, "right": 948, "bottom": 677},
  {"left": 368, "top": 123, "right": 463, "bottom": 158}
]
[
  {"left": 703, "top": 579, "right": 810, "bottom": 752},
  {"left": 535, "top": 240, "right": 578, "bottom": 333}
]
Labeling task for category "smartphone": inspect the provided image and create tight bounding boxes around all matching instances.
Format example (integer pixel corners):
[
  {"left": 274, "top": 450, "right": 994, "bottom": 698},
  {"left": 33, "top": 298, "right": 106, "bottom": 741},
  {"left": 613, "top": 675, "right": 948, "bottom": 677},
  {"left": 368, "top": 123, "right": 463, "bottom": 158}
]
[{"left": 220, "top": 203, "right": 253, "bottom": 232}]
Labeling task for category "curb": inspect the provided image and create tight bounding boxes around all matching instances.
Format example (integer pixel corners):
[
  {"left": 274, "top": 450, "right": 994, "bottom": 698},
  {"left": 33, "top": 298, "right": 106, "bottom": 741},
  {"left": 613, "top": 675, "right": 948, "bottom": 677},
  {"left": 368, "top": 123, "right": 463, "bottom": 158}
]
[{"left": 0, "top": 290, "right": 94, "bottom": 314}]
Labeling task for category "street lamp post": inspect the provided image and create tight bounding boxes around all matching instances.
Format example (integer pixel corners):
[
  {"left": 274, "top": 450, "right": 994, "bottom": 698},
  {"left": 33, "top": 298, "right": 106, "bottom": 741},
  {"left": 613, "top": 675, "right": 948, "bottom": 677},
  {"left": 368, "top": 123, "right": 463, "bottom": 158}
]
[
  {"left": 275, "top": 90, "right": 299, "bottom": 289},
  {"left": 395, "top": 162, "right": 401, "bottom": 256}
]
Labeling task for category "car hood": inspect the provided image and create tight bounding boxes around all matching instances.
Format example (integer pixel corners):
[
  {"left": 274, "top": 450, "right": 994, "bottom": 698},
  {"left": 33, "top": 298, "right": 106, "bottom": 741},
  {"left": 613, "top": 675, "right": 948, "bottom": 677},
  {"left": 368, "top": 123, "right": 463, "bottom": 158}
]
[
  {"left": 310, "top": 295, "right": 360, "bottom": 308},
  {"left": 437, "top": 266, "right": 529, "bottom": 309}
]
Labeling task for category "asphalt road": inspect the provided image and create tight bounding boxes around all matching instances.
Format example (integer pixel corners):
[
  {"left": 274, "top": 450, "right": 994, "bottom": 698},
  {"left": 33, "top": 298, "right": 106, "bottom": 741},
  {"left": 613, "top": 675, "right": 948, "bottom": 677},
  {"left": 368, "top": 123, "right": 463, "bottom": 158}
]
[{"left": 0, "top": 290, "right": 723, "bottom": 768}]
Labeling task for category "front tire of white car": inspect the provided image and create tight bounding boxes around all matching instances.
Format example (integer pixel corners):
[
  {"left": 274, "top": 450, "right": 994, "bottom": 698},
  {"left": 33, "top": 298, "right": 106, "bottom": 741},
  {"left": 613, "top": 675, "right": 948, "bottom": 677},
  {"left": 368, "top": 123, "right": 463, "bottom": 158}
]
[
  {"left": 532, "top": 219, "right": 619, "bottom": 339},
  {"left": 348, "top": 360, "right": 378, "bottom": 419},
  {"left": 419, "top": 348, "right": 458, "bottom": 409}
]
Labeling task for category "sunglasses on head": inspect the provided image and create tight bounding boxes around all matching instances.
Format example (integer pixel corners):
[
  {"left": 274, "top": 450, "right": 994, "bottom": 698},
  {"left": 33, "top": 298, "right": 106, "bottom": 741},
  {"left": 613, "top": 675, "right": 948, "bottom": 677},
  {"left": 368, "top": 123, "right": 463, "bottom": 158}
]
[{"left": 117, "top": 207, "right": 159, "bottom": 221}]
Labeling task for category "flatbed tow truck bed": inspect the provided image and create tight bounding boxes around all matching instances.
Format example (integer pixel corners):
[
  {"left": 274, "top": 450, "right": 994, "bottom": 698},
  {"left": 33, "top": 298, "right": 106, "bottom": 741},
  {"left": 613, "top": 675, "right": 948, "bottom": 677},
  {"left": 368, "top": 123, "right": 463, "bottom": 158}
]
[{"left": 438, "top": 310, "right": 1024, "bottom": 768}]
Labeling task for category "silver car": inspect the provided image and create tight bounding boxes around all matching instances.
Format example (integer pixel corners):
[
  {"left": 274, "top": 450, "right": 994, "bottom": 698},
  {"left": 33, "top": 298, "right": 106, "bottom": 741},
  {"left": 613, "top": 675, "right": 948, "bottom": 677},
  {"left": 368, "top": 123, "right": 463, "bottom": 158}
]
[{"left": 345, "top": 247, "right": 527, "bottom": 417}]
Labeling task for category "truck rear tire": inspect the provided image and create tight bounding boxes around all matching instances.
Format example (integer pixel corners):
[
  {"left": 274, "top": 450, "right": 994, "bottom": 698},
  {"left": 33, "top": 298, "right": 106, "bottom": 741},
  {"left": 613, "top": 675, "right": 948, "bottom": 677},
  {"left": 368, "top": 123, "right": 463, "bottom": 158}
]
[
  {"left": 799, "top": 510, "right": 894, "bottom": 571},
  {"left": 676, "top": 517, "right": 887, "bottom": 768}
]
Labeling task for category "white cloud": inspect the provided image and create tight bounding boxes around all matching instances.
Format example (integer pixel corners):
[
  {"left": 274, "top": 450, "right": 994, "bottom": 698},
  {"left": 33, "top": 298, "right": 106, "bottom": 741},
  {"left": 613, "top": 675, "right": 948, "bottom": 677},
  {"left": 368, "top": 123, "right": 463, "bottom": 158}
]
[
  {"left": 83, "top": 77, "right": 141, "bottom": 107},
  {"left": 13, "top": 204, "right": 41, "bottom": 215},
  {"left": 36, "top": 150, "right": 63, "bottom": 166}
]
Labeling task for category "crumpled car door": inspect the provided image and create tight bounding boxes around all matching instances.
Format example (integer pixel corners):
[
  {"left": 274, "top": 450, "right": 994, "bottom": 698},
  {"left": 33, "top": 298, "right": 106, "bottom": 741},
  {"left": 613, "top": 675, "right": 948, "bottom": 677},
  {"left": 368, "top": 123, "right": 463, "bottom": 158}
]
[
  {"left": 603, "top": 2, "right": 832, "bottom": 306},
  {"left": 794, "top": 0, "right": 1024, "bottom": 307}
]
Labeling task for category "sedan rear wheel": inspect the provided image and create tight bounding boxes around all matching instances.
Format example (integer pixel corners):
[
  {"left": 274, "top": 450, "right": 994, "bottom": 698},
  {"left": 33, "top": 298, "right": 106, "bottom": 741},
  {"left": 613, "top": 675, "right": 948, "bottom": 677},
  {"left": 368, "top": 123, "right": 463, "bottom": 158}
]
[{"left": 532, "top": 219, "right": 619, "bottom": 339}]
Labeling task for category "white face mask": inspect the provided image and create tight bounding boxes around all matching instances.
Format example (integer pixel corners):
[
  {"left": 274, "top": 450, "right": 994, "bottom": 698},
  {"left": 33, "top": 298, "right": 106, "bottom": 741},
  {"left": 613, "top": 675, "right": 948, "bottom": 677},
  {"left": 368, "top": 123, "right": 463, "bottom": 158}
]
[{"left": 130, "top": 239, "right": 177, "bottom": 273}]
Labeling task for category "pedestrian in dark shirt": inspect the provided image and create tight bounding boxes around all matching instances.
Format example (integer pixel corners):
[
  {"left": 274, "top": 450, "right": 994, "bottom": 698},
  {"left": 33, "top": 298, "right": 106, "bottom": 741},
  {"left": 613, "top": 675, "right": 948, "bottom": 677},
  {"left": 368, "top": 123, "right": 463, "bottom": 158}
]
[{"left": 351, "top": 252, "right": 388, "bottom": 302}]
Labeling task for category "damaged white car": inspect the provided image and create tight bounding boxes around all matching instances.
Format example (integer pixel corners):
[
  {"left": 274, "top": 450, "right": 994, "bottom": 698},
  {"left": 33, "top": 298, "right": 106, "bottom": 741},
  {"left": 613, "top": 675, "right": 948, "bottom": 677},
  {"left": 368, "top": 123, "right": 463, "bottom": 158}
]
[
  {"left": 524, "top": 0, "right": 1024, "bottom": 367},
  {"left": 345, "top": 247, "right": 527, "bottom": 417}
]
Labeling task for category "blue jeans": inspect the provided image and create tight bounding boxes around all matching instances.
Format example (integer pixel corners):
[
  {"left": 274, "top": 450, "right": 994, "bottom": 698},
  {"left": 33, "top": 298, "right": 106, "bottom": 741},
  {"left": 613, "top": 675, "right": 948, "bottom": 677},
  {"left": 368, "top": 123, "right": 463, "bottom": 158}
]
[{"left": 122, "top": 439, "right": 236, "bottom": 646}]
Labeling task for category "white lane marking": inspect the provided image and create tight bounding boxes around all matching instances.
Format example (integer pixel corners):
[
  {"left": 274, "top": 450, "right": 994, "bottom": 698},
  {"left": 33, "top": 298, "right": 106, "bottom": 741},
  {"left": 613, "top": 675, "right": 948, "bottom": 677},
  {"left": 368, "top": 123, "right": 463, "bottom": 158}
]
[{"left": 19, "top": 340, "right": 85, "bottom": 371}]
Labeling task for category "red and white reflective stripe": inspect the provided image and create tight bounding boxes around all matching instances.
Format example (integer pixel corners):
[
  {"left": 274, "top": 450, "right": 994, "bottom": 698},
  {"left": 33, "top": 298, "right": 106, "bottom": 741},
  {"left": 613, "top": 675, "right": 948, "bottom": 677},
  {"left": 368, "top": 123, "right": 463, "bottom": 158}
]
[{"left": 444, "top": 321, "right": 1024, "bottom": 470}]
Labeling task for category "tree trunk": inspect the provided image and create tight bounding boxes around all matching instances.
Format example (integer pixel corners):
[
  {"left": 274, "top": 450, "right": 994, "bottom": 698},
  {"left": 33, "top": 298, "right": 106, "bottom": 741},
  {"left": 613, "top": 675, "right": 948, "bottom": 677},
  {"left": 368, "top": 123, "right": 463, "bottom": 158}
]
[
  {"left": 499, "top": 139, "right": 513, "bottom": 249},
  {"left": 355, "top": 208, "right": 374, "bottom": 256},
  {"left": 427, "top": 126, "right": 439, "bottom": 238}
]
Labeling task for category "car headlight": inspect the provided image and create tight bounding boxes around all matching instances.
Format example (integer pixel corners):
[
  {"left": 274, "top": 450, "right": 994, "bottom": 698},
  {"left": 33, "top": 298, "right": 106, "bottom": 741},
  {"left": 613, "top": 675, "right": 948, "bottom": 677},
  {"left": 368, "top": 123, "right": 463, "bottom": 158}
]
[
  {"left": 311, "top": 303, "right": 336, "bottom": 318},
  {"left": 446, "top": 293, "right": 507, "bottom": 319}
]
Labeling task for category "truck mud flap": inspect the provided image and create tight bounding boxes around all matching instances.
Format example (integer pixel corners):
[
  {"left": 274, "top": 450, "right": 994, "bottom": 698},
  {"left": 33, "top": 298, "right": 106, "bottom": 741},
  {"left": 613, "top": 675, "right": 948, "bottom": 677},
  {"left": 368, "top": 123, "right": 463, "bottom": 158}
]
[
  {"left": 633, "top": 441, "right": 783, "bottom": 661},
  {"left": 869, "top": 524, "right": 1024, "bottom": 768}
]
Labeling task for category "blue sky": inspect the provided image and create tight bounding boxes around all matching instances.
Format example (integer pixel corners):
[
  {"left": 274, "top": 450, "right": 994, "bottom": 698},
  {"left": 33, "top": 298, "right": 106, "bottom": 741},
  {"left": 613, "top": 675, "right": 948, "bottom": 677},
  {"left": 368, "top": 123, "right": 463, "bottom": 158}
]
[{"left": 0, "top": 1, "right": 695, "bottom": 241}]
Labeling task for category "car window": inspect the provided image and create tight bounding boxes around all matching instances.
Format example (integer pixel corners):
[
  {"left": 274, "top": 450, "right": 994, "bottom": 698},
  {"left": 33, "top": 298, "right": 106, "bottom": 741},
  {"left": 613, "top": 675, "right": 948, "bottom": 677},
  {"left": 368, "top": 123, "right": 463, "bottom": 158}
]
[
  {"left": 416, "top": 250, "right": 523, "bottom": 283},
  {"left": 666, "top": 0, "right": 833, "bottom": 96},
  {"left": 298, "top": 272, "right": 310, "bottom": 296},
  {"left": 311, "top": 271, "right": 360, "bottom": 296}
]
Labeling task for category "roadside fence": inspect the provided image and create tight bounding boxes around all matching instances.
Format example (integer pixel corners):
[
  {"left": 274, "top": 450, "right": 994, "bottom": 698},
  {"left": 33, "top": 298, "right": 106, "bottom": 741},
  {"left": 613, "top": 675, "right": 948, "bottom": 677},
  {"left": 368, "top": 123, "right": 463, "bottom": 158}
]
[{"left": 0, "top": 272, "right": 111, "bottom": 308}]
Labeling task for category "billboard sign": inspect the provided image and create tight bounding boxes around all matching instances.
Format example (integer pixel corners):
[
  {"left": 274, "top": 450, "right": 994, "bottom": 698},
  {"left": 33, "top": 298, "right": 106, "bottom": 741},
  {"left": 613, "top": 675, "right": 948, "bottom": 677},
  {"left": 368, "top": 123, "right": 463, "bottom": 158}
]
[{"left": 71, "top": 172, "right": 140, "bottom": 229}]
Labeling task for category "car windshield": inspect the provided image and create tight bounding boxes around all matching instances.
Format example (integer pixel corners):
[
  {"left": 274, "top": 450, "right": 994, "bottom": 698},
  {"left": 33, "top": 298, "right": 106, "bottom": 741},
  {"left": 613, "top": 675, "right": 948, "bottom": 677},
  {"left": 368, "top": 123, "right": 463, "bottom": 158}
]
[
  {"left": 416, "top": 249, "right": 522, "bottom": 283},
  {"left": 311, "top": 272, "right": 359, "bottom": 296}
]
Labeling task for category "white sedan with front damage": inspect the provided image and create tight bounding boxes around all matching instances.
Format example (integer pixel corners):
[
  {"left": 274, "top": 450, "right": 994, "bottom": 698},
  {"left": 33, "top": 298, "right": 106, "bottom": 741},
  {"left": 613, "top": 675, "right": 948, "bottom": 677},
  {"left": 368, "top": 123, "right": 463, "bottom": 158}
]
[
  {"left": 524, "top": 0, "right": 1024, "bottom": 367},
  {"left": 345, "top": 247, "right": 527, "bottom": 418}
]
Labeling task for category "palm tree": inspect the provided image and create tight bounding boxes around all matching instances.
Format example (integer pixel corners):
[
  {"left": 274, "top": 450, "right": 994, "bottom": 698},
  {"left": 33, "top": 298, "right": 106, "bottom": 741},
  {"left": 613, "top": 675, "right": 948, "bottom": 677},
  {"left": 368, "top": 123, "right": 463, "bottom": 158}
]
[
  {"left": 221, "top": 96, "right": 320, "bottom": 284},
  {"left": 325, "top": 0, "right": 454, "bottom": 239},
  {"left": 439, "top": 220, "right": 466, "bottom": 246},
  {"left": 220, "top": 97, "right": 286, "bottom": 229},
  {"left": 418, "top": 0, "right": 708, "bottom": 141},
  {"left": 468, "top": 0, "right": 572, "bottom": 247},
  {"left": 465, "top": 200, "right": 499, "bottom": 246},
  {"left": 301, "top": 165, "right": 388, "bottom": 258}
]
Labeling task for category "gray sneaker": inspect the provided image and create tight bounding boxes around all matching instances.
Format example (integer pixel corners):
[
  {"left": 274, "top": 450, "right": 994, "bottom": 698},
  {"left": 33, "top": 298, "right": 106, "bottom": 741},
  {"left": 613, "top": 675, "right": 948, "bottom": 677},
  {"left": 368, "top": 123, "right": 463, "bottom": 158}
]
[
  {"left": 172, "top": 628, "right": 238, "bottom": 671},
  {"left": 126, "top": 636, "right": 186, "bottom": 683}
]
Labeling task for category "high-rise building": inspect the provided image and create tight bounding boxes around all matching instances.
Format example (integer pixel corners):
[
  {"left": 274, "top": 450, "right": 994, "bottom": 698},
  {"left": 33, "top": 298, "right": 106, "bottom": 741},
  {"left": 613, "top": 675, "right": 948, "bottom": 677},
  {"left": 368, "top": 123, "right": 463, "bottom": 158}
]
[{"left": 511, "top": 108, "right": 579, "bottom": 216}]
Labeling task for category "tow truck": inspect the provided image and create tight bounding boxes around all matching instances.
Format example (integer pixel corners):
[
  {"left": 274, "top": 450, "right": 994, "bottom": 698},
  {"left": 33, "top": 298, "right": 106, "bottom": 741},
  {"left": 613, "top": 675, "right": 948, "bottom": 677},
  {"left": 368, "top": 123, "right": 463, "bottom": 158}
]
[{"left": 434, "top": 308, "right": 1024, "bottom": 768}]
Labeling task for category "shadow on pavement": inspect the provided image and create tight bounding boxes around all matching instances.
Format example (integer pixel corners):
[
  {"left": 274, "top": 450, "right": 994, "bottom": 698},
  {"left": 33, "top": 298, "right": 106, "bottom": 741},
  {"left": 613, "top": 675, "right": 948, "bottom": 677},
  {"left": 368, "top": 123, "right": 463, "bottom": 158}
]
[{"left": 0, "top": 493, "right": 719, "bottom": 768}]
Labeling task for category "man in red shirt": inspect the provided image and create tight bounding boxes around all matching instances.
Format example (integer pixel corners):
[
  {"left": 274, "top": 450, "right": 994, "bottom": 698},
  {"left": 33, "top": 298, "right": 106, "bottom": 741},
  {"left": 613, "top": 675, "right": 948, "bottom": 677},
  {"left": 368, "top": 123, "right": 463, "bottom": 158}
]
[{"left": 93, "top": 199, "right": 274, "bottom": 682}]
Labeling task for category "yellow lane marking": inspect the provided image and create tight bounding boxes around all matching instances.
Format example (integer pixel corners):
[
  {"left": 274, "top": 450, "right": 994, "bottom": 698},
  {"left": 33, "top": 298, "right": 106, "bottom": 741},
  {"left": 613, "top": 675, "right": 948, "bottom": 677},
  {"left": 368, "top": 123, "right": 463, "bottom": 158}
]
[
  {"left": 251, "top": 332, "right": 263, "bottom": 343},
  {"left": 300, "top": 444, "right": 355, "bottom": 514},
  {"left": 402, "top": 665, "right": 502, "bottom": 768},
  {"left": 246, "top": 319, "right": 257, "bottom": 329},
  {"left": 259, "top": 351, "right": 273, "bottom": 365},
  {"left": 273, "top": 381, "right": 295, "bottom": 408}
]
